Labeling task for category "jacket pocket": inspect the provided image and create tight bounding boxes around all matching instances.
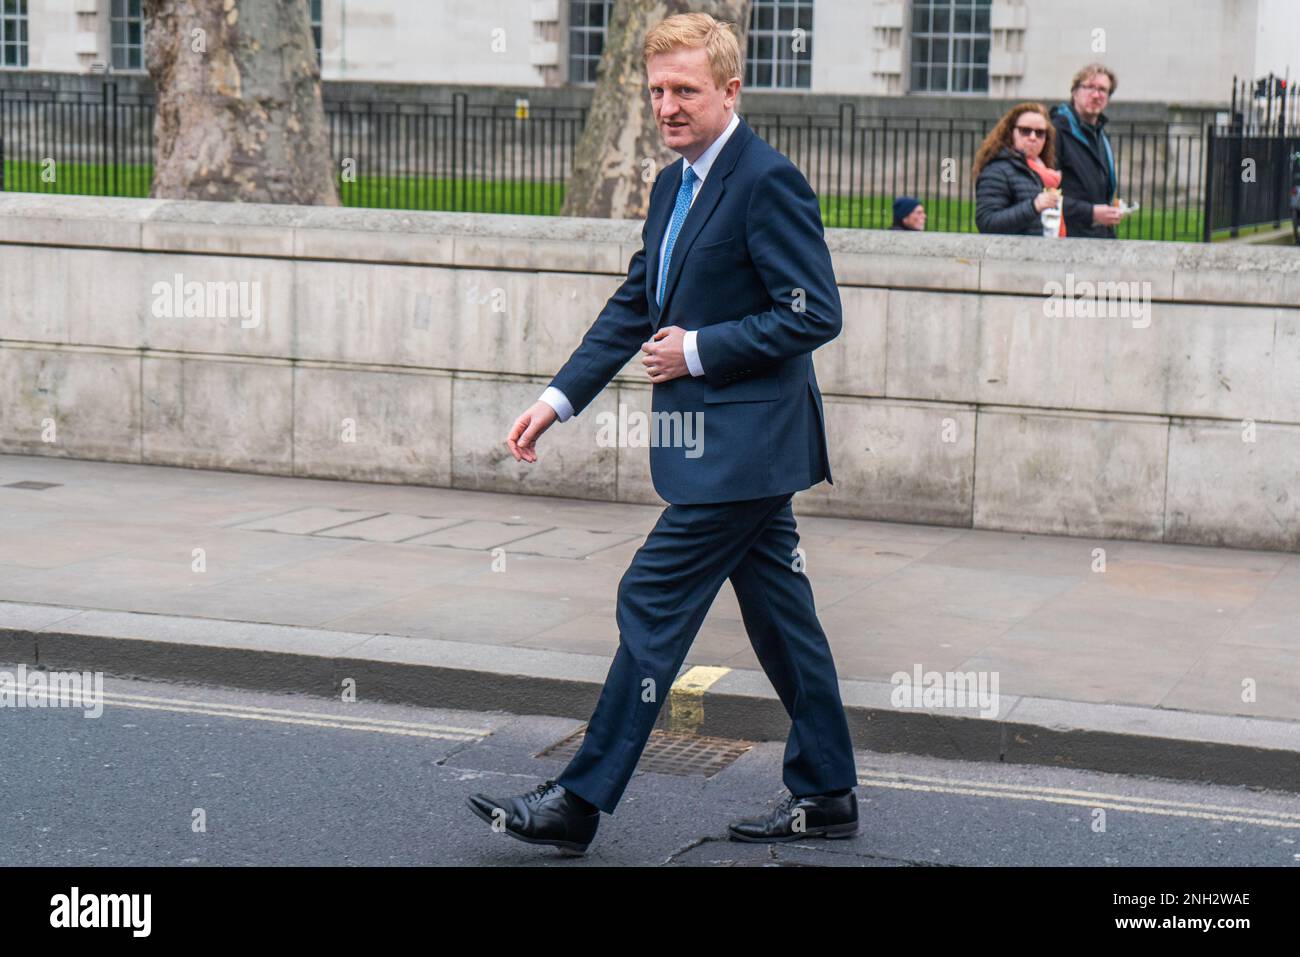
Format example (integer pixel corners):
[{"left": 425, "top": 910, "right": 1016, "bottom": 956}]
[
  {"left": 692, "top": 235, "right": 736, "bottom": 258},
  {"left": 701, "top": 375, "right": 781, "bottom": 403}
]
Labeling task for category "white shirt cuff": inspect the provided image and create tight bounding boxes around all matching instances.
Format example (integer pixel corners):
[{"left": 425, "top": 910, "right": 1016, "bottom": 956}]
[
  {"left": 683, "top": 330, "right": 704, "bottom": 377},
  {"left": 539, "top": 386, "right": 574, "bottom": 422}
]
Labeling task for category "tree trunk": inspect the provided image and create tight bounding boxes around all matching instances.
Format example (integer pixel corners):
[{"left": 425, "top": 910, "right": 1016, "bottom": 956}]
[
  {"left": 143, "top": 0, "right": 338, "bottom": 205},
  {"left": 561, "top": 0, "right": 752, "bottom": 221}
]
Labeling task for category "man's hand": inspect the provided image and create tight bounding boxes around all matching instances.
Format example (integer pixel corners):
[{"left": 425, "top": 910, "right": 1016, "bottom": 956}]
[
  {"left": 506, "top": 401, "right": 558, "bottom": 464},
  {"left": 641, "top": 325, "right": 689, "bottom": 384},
  {"left": 1092, "top": 204, "right": 1123, "bottom": 227}
]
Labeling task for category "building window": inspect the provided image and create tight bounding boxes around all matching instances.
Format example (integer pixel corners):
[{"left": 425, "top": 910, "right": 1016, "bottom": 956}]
[
  {"left": 310, "top": 0, "right": 322, "bottom": 67},
  {"left": 110, "top": 0, "right": 144, "bottom": 71},
  {"left": 747, "top": 0, "right": 812, "bottom": 89},
  {"left": 1, "top": 0, "right": 28, "bottom": 68},
  {"left": 567, "top": 0, "right": 814, "bottom": 90},
  {"left": 910, "top": 0, "right": 990, "bottom": 94},
  {"left": 568, "top": 0, "right": 611, "bottom": 84}
]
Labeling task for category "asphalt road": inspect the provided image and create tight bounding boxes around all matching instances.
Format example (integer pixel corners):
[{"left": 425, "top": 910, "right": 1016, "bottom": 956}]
[{"left": 2, "top": 665, "right": 1298, "bottom": 867}]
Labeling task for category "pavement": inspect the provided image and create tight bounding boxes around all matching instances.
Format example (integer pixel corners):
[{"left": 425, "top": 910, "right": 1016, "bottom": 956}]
[
  {"left": 2, "top": 452, "right": 1298, "bottom": 793},
  {"left": 1217, "top": 224, "right": 1296, "bottom": 245}
]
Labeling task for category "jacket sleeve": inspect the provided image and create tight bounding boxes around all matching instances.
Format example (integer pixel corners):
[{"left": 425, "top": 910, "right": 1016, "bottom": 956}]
[
  {"left": 975, "top": 164, "right": 1040, "bottom": 234},
  {"left": 1062, "top": 191, "right": 1094, "bottom": 226},
  {"left": 546, "top": 186, "right": 658, "bottom": 417},
  {"left": 693, "top": 162, "right": 842, "bottom": 387}
]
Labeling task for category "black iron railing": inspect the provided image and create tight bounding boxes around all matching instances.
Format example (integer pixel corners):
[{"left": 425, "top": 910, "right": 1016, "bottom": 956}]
[{"left": 0, "top": 79, "right": 1294, "bottom": 242}]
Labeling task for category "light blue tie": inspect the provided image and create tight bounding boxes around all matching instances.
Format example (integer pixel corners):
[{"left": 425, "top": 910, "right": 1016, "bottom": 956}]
[{"left": 657, "top": 165, "right": 697, "bottom": 306}]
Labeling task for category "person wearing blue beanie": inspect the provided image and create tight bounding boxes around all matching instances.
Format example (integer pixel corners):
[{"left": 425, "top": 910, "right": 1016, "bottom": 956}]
[{"left": 891, "top": 196, "right": 926, "bottom": 230}]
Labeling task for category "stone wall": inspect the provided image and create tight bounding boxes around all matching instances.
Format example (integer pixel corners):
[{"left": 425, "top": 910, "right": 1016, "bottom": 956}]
[{"left": 1, "top": 193, "right": 1297, "bottom": 551}]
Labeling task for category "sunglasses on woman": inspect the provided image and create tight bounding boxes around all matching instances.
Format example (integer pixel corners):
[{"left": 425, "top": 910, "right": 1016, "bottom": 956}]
[{"left": 1014, "top": 126, "right": 1048, "bottom": 139}]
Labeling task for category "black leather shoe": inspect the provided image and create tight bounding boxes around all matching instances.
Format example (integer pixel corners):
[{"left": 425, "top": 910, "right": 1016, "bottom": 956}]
[
  {"left": 728, "top": 789, "right": 858, "bottom": 843},
  {"left": 466, "top": 779, "right": 599, "bottom": 855}
]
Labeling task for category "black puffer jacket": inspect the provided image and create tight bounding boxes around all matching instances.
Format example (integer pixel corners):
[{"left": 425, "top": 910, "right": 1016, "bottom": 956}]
[{"left": 975, "top": 147, "right": 1048, "bottom": 235}]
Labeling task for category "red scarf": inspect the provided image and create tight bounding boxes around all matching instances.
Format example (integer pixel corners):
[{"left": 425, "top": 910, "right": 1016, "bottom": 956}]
[{"left": 1025, "top": 154, "right": 1066, "bottom": 236}]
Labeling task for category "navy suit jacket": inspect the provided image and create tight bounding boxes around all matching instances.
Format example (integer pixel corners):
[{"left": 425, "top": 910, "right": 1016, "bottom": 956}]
[{"left": 549, "top": 114, "right": 841, "bottom": 505}]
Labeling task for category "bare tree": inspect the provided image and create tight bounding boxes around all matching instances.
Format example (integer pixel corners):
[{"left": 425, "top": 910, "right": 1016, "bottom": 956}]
[
  {"left": 561, "top": 0, "right": 752, "bottom": 221},
  {"left": 143, "top": 0, "right": 338, "bottom": 204}
]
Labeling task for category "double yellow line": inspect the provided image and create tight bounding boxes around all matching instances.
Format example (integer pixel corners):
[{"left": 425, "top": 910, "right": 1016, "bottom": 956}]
[
  {"left": 11, "top": 687, "right": 489, "bottom": 742},
  {"left": 24, "top": 681, "right": 1296, "bottom": 832},
  {"left": 856, "top": 769, "right": 1300, "bottom": 829}
]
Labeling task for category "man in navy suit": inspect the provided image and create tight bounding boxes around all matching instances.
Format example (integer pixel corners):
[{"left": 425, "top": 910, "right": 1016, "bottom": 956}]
[{"left": 467, "top": 13, "right": 859, "bottom": 855}]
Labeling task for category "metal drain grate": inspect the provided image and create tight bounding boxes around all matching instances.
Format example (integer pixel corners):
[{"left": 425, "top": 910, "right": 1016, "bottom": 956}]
[
  {"left": 538, "top": 726, "right": 754, "bottom": 778},
  {"left": 3, "top": 481, "right": 61, "bottom": 491}
]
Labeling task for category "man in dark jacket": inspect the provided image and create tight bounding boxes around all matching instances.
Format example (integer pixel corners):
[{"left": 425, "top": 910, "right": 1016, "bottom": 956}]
[{"left": 1050, "top": 64, "right": 1124, "bottom": 239}]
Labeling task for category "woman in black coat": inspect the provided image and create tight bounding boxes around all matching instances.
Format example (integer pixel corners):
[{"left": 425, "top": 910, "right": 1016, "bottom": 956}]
[{"left": 974, "top": 103, "right": 1064, "bottom": 236}]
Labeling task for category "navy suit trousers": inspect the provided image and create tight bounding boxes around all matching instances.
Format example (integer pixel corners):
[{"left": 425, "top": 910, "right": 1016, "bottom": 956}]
[{"left": 556, "top": 493, "right": 859, "bottom": 814}]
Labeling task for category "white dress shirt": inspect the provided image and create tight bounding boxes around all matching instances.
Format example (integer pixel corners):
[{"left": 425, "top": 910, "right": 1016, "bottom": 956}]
[{"left": 539, "top": 111, "right": 742, "bottom": 422}]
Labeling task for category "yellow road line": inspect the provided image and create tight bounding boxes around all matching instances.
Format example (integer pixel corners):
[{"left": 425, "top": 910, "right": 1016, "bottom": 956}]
[
  {"left": 4, "top": 688, "right": 487, "bottom": 741},
  {"left": 669, "top": 665, "right": 731, "bottom": 734},
  {"left": 857, "top": 774, "right": 1300, "bottom": 829},
  {"left": 90, "top": 689, "right": 490, "bottom": 736},
  {"left": 857, "top": 769, "right": 1300, "bottom": 820}
]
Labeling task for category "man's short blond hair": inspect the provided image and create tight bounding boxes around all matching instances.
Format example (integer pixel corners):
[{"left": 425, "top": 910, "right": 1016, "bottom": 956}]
[
  {"left": 643, "top": 12, "right": 742, "bottom": 91},
  {"left": 1071, "top": 63, "right": 1118, "bottom": 96}
]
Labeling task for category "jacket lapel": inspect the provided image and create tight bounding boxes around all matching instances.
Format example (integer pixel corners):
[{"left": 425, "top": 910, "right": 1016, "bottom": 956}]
[
  {"left": 645, "top": 161, "right": 677, "bottom": 326},
  {"left": 648, "top": 115, "right": 754, "bottom": 328}
]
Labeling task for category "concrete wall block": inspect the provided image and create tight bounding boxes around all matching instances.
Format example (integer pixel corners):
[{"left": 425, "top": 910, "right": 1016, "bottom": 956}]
[
  {"left": 453, "top": 235, "right": 624, "bottom": 273},
  {"left": 0, "top": 246, "right": 145, "bottom": 349},
  {"left": 974, "top": 409, "right": 1168, "bottom": 540},
  {"left": 141, "top": 357, "right": 293, "bottom": 472},
  {"left": 884, "top": 288, "right": 981, "bottom": 401},
  {"left": 976, "top": 293, "right": 1166, "bottom": 413},
  {"left": 451, "top": 375, "right": 617, "bottom": 500},
  {"left": 293, "top": 366, "right": 453, "bottom": 486},
  {"left": 0, "top": 194, "right": 154, "bottom": 249},
  {"left": 979, "top": 236, "right": 1178, "bottom": 298},
  {"left": 796, "top": 397, "right": 976, "bottom": 525},
  {"left": 831, "top": 249, "right": 979, "bottom": 290},
  {"left": 292, "top": 261, "right": 535, "bottom": 372},
  {"left": 1266, "top": 312, "right": 1300, "bottom": 424},
  {"left": 813, "top": 286, "right": 888, "bottom": 396},
  {"left": 1165, "top": 419, "right": 1300, "bottom": 551},
  {"left": 536, "top": 271, "right": 629, "bottom": 378},
  {"left": 141, "top": 221, "right": 296, "bottom": 257},
  {"left": 141, "top": 253, "right": 295, "bottom": 357},
  {"left": 0, "top": 347, "right": 140, "bottom": 461},
  {"left": 1172, "top": 246, "right": 1300, "bottom": 309},
  {"left": 1158, "top": 302, "right": 1296, "bottom": 421},
  {"left": 294, "top": 228, "right": 455, "bottom": 265},
  {"left": 977, "top": 297, "right": 1299, "bottom": 422}
]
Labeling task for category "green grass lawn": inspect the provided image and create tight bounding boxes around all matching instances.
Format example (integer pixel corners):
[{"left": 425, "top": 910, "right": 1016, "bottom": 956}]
[
  {"left": 0, "top": 159, "right": 1224, "bottom": 242},
  {"left": 3, "top": 159, "right": 153, "bottom": 197},
  {"left": 338, "top": 175, "right": 567, "bottom": 215}
]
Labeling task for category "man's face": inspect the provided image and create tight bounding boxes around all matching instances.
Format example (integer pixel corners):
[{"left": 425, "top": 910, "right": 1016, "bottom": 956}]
[
  {"left": 903, "top": 205, "right": 926, "bottom": 230},
  {"left": 647, "top": 45, "right": 739, "bottom": 164},
  {"left": 1072, "top": 72, "right": 1111, "bottom": 122}
]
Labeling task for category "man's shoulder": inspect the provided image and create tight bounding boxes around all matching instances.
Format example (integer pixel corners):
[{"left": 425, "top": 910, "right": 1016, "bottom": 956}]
[
  {"left": 731, "top": 131, "right": 816, "bottom": 206},
  {"left": 739, "top": 127, "right": 800, "bottom": 179}
]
